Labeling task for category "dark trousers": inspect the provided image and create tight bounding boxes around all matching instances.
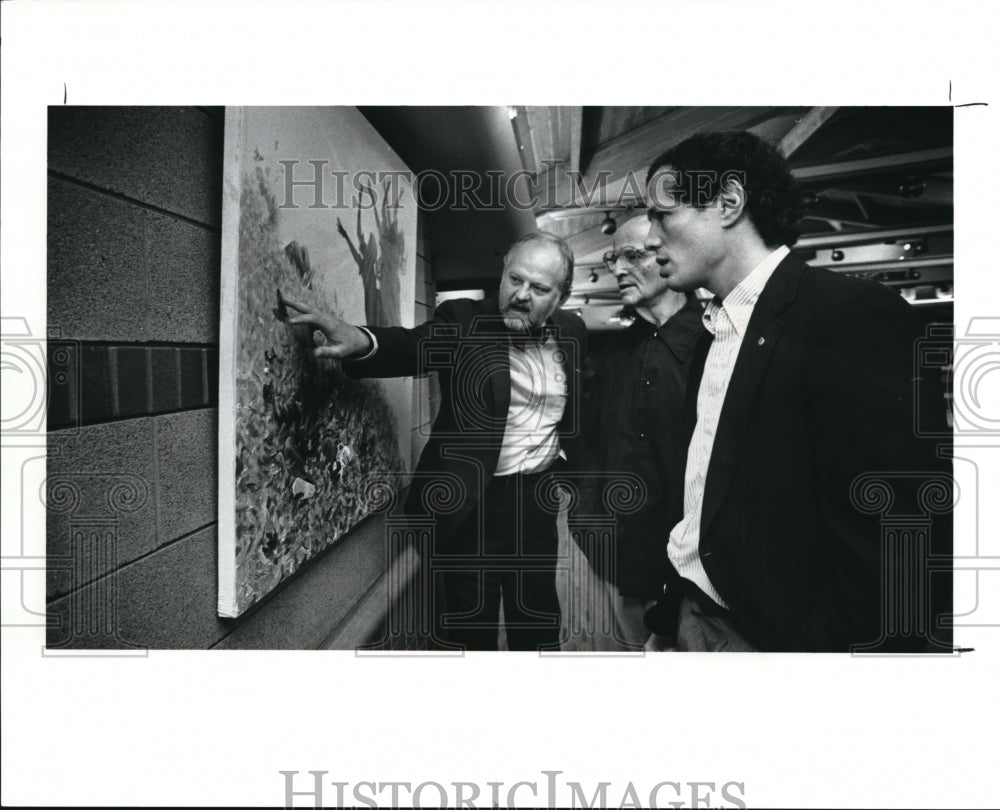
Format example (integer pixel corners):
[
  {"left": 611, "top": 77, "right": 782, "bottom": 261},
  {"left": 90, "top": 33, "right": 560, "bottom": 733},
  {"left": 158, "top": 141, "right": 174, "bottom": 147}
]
[{"left": 436, "top": 470, "right": 561, "bottom": 651}]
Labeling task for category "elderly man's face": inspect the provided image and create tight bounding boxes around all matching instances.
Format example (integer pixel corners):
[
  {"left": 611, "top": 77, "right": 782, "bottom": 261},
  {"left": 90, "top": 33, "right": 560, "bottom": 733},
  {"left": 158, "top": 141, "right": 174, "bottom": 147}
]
[
  {"left": 608, "top": 217, "right": 672, "bottom": 308},
  {"left": 499, "top": 242, "right": 568, "bottom": 331}
]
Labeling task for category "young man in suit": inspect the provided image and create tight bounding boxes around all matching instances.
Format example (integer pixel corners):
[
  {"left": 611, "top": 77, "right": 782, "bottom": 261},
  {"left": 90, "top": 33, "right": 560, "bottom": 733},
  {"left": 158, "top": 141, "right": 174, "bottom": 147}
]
[
  {"left": 283, "top": 232, "right": 586, "bottom": 651},
  {"left": 642, "top": 130, "right": 950, "bottom": 652}
]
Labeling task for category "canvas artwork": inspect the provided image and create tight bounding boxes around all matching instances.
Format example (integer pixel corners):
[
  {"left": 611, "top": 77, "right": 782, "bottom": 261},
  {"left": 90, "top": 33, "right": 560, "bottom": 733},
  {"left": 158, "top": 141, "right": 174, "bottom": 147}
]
[{"left": 218, "top": 107, "right": 417, "bottom": 618}]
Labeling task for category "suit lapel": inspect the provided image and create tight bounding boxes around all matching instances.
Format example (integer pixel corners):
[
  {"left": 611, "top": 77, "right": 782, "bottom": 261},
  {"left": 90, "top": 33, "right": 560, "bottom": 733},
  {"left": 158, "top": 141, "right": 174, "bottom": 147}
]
[
  {"left": 468, "top": 301, "right": 512, "bottom": 425},
  {"left": 699, "top": 255, "right": 806, "bottom": 538},
  {"left": 551, "top": 312, "right": 581, "bottom": 438},
  {"left": 461, "top": 305, "right": 580, "bottom": 443},
  {"left": 490, "top": 347, "right": 511, "bottom": 421}
]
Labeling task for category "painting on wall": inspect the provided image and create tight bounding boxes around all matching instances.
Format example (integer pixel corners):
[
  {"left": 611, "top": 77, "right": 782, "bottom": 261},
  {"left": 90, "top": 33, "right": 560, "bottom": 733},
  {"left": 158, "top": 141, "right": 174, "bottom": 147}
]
[{"left": 218, "top": 107, "right": 417, "bottom": 618}]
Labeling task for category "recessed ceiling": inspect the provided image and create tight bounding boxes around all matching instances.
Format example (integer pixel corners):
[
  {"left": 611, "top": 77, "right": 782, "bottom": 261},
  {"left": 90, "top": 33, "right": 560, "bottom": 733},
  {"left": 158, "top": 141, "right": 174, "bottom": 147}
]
[{"left": 362, "top": 105, "right": 952, "bottom": 327}]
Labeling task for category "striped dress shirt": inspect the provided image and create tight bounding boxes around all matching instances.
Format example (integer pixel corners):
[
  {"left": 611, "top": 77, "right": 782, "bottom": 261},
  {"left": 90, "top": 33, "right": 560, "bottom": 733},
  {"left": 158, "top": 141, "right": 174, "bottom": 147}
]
[{"left": 667, "top": 245, "right": 790, "bottom": 606}]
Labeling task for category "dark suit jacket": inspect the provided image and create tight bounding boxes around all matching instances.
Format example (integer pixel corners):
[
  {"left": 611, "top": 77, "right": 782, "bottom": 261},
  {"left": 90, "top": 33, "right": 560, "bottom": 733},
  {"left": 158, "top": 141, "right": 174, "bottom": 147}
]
[
  {"left": 343, "top": 295, "right": 587, "bottom": 552},
  {"left": 666, "top": 254, "right": 951, "bottom": 652},
  {"left": 573, "top": 297, "right": 705, "bottom": 598}
]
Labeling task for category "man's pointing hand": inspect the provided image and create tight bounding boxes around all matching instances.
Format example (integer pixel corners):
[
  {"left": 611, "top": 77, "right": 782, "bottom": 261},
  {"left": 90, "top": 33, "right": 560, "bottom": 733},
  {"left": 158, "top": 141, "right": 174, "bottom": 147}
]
[{"left": 280, "top": 292, "right": 372, "bottom": 359}]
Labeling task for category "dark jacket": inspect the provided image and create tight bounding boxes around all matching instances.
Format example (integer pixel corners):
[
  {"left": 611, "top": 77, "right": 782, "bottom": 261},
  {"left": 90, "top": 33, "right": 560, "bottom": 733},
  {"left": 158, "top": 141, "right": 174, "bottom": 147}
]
[
  {"left": 344, "top": 295, "right": 587, "bottom": 551},
  {"left": 662, "top": 254, "right": 952, "bottom": 652},
  {"left": 574, "top": 297, "right": 704, "bottom": 598}
]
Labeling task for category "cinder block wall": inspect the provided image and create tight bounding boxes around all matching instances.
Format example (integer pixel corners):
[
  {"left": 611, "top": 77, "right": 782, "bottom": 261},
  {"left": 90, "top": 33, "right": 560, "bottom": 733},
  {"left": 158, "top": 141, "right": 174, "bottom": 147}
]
[{"left": 46, "top": 106, "right": 396, "bottom": 649}]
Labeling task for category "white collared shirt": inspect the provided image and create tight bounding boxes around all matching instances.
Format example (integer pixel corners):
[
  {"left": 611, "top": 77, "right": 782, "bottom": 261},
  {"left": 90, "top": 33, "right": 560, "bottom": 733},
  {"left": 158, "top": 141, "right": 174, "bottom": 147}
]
[
  {"left": 355, "top": 326, "right": 568, "bottom": 476},
  {"left": 494, "top": 337, "right": 568, "bottom": 476},
  {"left": 668, "top": 245, "right": 790, "bottom": 606}
]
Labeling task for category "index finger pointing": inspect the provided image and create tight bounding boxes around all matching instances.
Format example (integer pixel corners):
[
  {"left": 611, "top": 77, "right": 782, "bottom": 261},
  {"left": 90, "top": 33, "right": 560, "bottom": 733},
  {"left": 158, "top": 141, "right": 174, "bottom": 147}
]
[{"left": 280, "top": 295, "right": 310, "bottom": 314}]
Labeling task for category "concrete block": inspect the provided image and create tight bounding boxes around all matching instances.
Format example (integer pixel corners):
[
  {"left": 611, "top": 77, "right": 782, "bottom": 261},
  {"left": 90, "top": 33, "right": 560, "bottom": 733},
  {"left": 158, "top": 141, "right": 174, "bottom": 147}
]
[
  {"left": 198, "top": 106, "right": 224, "bottom": 124},
  {"left": 80, "top": 345, "right": 114, "bottom": 423},
  {"left": 414, "top": 254, "right": 428, "bottom": 303},
  {"left": 146, "top": 213, "right": 221, "bottom": 343},
  {"left": 416, "top": 214, "right": 428, "bottom": 260},
  {"left": 47, "top": 340, "right": 80, "bottom": 431},
  {"left": 114, "top": 346, "right": 151, "bottom": 419},
  {"left": 150, "top": 348, "right": 180, "bottom": 412},
  {"left": 48, "top": 106, "right": 223, "bottom": 226},
  {"left": 414, "top": 295, "right": 429, "bottom": 318},
  {"left": 48, "top": 514, "right": 392, "bottom": 650},
  {"left": 47, "top": 526, "right": 227, "bottom": 649},
  {"left": 178, "top": 348, "right": 207, "bottom": 409},
  {"left": 206, "top": 349, "right": 219, "bottom": 407},
  {"left": 155, "top": 409, "right": 217, "bottom": 544},
  {"left": 47, "top": 179, "right": 147, "bottom": 342},
  {"left": 47, "top": 419, "right": 158, "bottom": 601},
  {"left": 414, "top": 300, "right": 433, "bottom": 324}
]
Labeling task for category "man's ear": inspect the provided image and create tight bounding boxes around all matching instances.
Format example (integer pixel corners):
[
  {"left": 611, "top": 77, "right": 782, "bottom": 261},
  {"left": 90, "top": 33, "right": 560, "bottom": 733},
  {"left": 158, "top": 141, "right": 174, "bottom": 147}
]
[
  {"left": 718, "top": 172, "right": 748, "bottom": 228},
  {"left": 558, "top": 273, "right": 574, "bottom": 307}
]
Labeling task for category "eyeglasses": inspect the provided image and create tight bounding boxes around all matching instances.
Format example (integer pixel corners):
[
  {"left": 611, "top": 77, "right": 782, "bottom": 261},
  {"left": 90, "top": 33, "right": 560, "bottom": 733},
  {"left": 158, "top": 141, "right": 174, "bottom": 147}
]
[{"left": 603, "top": 247, "right": 653, "bottom": 272}]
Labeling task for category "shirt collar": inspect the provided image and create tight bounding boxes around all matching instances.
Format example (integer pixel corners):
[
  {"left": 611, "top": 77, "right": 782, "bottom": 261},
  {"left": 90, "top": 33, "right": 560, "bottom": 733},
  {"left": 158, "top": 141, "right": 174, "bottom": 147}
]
[
  {"left": 629, "top": 296, "right": 706, "bottom": 360},
  {"left": 703, "top": 245, "right": 789, "bottom": 338}
]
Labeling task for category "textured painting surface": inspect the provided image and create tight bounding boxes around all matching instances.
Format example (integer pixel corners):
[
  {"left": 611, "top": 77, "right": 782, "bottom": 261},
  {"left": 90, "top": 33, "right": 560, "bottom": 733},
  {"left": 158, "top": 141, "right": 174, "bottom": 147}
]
[{"left": 219, "top": 107, "right": 416, "bottom": 617}]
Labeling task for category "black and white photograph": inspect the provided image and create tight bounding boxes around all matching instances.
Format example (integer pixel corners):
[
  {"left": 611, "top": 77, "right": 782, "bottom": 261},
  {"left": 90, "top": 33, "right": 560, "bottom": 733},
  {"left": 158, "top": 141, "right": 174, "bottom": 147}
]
[{"left": 2, "top": 1, "right": 999, "bottom": 808}]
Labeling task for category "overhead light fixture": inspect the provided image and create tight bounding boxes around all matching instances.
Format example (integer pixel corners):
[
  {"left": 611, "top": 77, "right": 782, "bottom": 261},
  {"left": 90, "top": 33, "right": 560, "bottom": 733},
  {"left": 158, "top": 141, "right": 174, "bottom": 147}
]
[
  {"left": 901, "top": 238, "right": 928, "bottom": 255},
  {"left": 898, "top": 175, "right": 926, "bottom": 199},
  {"left": 600, "top": 213, "right": 617, "bottom": 235}
]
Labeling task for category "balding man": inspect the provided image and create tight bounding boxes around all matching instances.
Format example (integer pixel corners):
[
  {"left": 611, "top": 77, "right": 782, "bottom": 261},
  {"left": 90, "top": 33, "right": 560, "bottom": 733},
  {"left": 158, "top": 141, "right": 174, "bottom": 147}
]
[
  {"left": 284, "top": 232, "right": 586, "bottom": 651},
  {"left": 573, "top": 215, "right": 704, "bottom": 650}
]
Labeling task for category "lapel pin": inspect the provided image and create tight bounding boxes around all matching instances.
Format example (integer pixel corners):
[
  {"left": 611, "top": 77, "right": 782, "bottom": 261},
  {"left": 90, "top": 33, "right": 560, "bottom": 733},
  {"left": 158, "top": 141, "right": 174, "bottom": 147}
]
[{"left": 757, "top": 336, "right": 766, "bottom": 346}]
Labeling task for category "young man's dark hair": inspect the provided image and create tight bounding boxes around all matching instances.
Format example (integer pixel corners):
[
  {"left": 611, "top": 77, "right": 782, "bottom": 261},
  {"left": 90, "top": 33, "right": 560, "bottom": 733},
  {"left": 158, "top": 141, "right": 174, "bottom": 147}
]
[{"left": 646, "top": 130, "right": 803, "bottom": 247}]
